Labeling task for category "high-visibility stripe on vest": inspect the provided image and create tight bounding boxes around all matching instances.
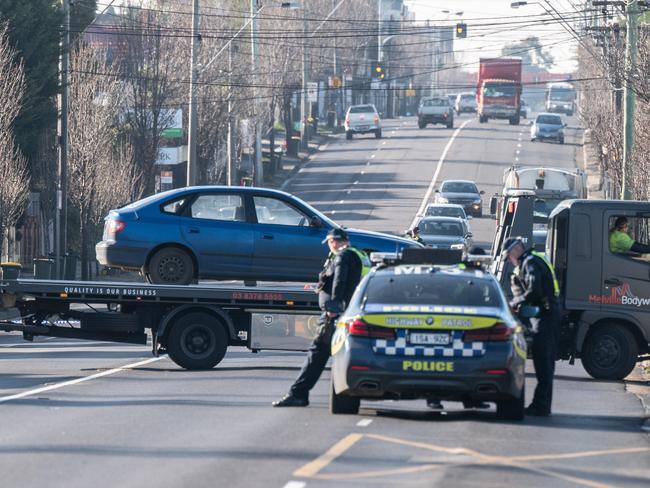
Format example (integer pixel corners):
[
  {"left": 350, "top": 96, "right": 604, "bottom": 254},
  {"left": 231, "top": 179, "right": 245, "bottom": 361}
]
[
  {"left": 346, "top": 247, "right": 372, "bottom": 277},
  {"left": 531, "top": 250, "right": 560, "bottom": 297}
]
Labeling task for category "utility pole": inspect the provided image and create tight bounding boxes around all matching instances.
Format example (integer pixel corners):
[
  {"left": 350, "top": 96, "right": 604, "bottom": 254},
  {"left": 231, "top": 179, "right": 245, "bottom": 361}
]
[
  {"left": 227, "top": 42, "right": 234, "bottom": 186},
  {"left": 187, "top": 0, "right": 200, "bottom": 187},
  {"left": 55, "top": 0, "right": 70, "bottom": 279},
  {"left": 251, "top": 0, "right": 263, "bottom": 185},
  {"left": 622, "top": 0, "right": 638, "bottom": 200},
  {"left": 300, "top": 6, "right": 309, "bottom": 152}
]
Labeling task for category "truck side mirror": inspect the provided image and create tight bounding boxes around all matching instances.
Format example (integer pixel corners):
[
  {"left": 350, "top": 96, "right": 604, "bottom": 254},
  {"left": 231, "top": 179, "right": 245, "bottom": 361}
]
[{"left": 489, "top": 196, "right": 498, "bottom": 215}]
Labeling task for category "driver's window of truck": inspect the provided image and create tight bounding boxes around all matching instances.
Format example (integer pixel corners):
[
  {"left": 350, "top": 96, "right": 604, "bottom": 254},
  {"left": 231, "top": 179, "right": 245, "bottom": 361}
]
[{"left": 608, "top": 215, "right": 650, "bottom": 260}]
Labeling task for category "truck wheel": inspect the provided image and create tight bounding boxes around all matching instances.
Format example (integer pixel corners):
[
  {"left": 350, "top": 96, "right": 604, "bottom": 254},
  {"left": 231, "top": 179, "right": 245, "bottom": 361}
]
[
  {"left": 509, "top": 115, "right": 520, "bottom": 125},
  {"left": 496, "top": 385, "right": 525, "bottom": 421},
  {"left": 418, "top": 120, "right": 426, "bottom": 129},
  {"left": 559, "top": 136, "right": 565, "bottom": 144},
  {"left": 446, "top": 120, "right": 454, "bottom": 129},
  {"left": 375, "top": 129, "right": 382, "bottom": 139},
  {"left": 479, "top": 115, "right": 487, "bottom": 123},
  {"left": 329, "top": 380, "right": 360, "bottom": 415},
  {"left": 166, "top": 312, "right": 228, "bottom": 370},
  {"left": 148, "top": 247, "right": 195, "bottom": 285},
  {"left": 581, "top": 324, "right": 639, "bottom": 380},
  {"left": 346, "top": 130, "right": 353, "bottom": 140},
  {"left": 567, "top": 110, "right": 574, "bottom": 116}
]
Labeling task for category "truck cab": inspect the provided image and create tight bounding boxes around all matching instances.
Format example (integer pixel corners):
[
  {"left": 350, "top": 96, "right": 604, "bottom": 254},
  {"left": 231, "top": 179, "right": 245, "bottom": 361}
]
[
  {"left": 492, "top": 196, "right": 650, "bottom": 380},
  {"left": 548, "top": 200, "right": 650, "bottom": 379},
  {"left": 476, "top": 58, "right": 522, "bottom": 125}
]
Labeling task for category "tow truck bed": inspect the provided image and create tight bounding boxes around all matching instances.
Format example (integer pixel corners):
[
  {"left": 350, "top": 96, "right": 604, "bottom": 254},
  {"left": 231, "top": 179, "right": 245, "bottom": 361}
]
[{"left": 0, "top": 279, "right": 321, "bottom": 369}]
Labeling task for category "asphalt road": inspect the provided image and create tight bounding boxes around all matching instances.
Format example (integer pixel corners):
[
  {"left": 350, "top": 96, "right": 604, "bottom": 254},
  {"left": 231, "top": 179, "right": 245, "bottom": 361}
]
[{"left": 1, "top": 114, "right": 648, "bottom": 488}]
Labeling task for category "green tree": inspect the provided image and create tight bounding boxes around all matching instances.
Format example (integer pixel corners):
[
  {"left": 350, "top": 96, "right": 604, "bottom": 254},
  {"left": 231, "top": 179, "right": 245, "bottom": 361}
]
[{"left": 501, "top": 36, "right": 554, "bottom": 72}]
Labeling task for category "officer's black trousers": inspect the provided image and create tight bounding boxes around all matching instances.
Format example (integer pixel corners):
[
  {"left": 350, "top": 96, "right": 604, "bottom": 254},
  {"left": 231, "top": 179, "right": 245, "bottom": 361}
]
[
  {"left": 290, "top": 313, "right": 333, "bottom": 399},
  {"left": 530, "top": 308, "right": 560, "bottom": 413}
]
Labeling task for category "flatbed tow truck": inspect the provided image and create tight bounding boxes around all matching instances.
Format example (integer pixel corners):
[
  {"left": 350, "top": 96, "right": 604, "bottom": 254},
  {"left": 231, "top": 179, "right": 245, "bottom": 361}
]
[{"left": 0, "top": 278, "right": 321, "bottom": 370}]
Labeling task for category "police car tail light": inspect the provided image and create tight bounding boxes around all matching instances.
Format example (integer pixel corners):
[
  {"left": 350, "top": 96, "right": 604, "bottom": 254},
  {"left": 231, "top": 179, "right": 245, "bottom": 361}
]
[
  {"left": 347, "top": 319, "right": 395, "bottom": 340},
  {"left": 463, "top": 322, "right": 512, "bottom": 342}
]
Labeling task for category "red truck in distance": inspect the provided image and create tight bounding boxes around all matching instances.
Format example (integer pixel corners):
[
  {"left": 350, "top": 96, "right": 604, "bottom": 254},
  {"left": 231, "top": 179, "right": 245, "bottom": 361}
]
[{"left": 477, "top": 58, "right": 522, "bottom": 125}]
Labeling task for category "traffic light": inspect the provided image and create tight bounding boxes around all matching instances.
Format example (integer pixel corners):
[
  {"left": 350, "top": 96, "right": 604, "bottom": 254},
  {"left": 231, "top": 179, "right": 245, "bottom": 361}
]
[
  {"left": 456, "top": 22, "right": 467, "bottom": 38},
  {"left": 372, "top": 62, "right": 385, "bottom": 81}
]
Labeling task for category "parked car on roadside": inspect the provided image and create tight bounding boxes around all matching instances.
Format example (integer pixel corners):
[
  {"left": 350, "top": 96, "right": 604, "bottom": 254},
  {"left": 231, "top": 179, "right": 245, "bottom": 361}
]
[
  {"left": 344, "top": 104, "right": 382, "bottom": 140},
  {"left": 96, "top": 186, "right": 419, "bottom": 285}
]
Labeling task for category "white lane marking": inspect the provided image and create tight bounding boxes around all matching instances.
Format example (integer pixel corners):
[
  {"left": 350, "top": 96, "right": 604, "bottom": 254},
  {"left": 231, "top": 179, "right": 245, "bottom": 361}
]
[
  {"left": 411, "top": 119, "right": 471, "bottom": 228},
  {"left": 515, "top": 157, "right": 519, "bottom": 162},
  {"left": 357, "top": 419, "right": 373, "bottom": 427},
  {"left": 515, "top": 150, "right": 520, "bottom": 155},
  {"left": 382, "top": 141, "right": 386, "bottom": 145},
  {"left": 283, "top": 482, "right": 306, "bottom": 488},
  {"left": 339, "top": 200, "right": 345, "bottom": 204},
  {"left": 353, "top": 180, "right": 359, "bottom": 185},
  {"left": 331, "top": 210, "right": 336, "bottom": 215},
  {"left": 346, "top": 190, "right": 352, "bottom": 194},
  {"left": 361, "top": 170, "right": 365, "bottom": 175},
  {"left": 0, "top": 356, "right": 165, "bottom": 404},
  {"left": 370, "top": 154, "right": 375, "bottom": 158},
  {"left": 517, "top": 143, "right": 522, "bottom": 148}
]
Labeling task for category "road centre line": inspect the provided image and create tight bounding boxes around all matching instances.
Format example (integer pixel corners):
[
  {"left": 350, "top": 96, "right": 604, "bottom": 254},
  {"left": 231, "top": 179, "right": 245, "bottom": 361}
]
[
  {"left": 410, "top": 119, "right": 471, "bottom": 228},
  {"left": 0, "top": 356, "right": 165, "bottom": 404},
  {"left": 356, "top": 419, "right": 373, "bottom": 427}
]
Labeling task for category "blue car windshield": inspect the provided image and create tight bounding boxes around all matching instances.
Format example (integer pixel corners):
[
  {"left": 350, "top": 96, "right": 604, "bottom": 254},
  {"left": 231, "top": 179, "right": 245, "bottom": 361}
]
[{"left": 363, "top": 274, "right": 502, "bottom": 307}]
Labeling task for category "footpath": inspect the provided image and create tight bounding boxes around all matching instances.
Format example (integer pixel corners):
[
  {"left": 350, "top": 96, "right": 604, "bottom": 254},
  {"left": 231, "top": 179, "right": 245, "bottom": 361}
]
[{"left": 579, "top": 123, "right": 650, "bottom": 434}]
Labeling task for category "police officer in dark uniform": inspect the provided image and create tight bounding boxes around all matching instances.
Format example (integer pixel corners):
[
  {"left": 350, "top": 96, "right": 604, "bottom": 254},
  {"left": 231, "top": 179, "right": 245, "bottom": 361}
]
[
  {"left": 502, "top": 236, "right": 561, "bottom": 417},
  {"left": 273, "top": 228, "right": 368, "bottom": 407}
]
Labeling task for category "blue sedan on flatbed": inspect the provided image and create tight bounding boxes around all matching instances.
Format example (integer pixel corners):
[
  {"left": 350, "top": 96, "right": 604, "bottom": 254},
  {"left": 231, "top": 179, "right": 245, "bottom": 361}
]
[{"left": 96, "top": 186, "right": 419, "bottom": 284}]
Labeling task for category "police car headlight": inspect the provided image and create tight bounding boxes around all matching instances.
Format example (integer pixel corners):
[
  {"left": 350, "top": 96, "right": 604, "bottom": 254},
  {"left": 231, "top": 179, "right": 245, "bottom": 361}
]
[{"left": 451, "top": 243, "right": 465, "bottom": 250}]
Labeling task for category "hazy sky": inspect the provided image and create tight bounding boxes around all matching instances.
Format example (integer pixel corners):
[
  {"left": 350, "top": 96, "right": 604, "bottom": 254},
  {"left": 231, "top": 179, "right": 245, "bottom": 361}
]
[{"left": 404, "top": 0, "right": 582, "bottom": 72}]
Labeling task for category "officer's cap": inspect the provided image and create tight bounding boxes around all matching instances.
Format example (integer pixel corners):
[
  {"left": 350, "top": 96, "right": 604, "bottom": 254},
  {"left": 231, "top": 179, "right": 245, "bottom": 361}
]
[
  {"left": 322, "top": 228, "right": 349, "bottom": 244},
  {"left": 501, "top": 236, "right": 525, "bottom": 258}
]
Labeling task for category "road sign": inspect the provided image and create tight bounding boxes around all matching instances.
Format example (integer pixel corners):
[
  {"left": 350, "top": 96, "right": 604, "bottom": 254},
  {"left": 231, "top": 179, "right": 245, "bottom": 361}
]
[{"left": 307, "top": 82, "right": 318, "bottom": 103}]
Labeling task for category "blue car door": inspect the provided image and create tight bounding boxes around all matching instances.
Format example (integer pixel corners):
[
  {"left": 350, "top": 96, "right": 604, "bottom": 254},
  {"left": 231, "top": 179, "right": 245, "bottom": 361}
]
[
  {"left": 180, "top": 192, "right": 254, "bottom": 277},
  {"left": 251, "top": 195, "right": 329, "bottom": 281}
]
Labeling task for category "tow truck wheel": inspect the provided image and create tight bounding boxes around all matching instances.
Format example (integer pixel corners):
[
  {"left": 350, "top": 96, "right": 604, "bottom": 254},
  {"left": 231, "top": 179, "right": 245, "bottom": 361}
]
[
  {"left": 148, "top": 247, "right": 195, "bottom": 285},
  {"left": 346, "top": 130, "right": 353, "bottom": 140},
  {"left": 166, "top": 312, "right": 228, "bottom": 370},
  {"left": 329, "top": 381, "right": 360, "bottom": 415},
  {"left": 496, "top": 384, "right": 525, "bottom": 421},
  {"left": 581, "top": 324, "right": 638, "bottom": 380},
  {"left": 375, "top": 129, "right": 382, "bottom": 139}
]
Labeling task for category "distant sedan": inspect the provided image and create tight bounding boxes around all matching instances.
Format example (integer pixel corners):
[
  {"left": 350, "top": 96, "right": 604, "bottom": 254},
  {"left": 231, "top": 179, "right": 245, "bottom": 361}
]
[
  {"left": 96, "top": 186, "right": 420, "bottom": 285},
  {"left": 418, "top": 216, "right": 472, "bottom": 251},
  {"left": 434, "top": 180, "right": 485, "bottom": 217}
]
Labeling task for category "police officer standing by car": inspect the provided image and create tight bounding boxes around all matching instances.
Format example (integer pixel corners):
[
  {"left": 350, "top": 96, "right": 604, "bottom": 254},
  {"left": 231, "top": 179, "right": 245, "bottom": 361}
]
[
  {"left": 273, "top": 228, "right": 369, "bottom": 407},
  {"left": 502, "top": 237, "right": 561, "bottom": 417}
]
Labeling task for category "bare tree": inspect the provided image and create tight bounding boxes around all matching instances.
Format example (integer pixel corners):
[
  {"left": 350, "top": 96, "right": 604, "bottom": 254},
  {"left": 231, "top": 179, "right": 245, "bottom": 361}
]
[
  {"left": 0, "top": 26, "right": 30, "bottom": 262},
  {"left": 68, "top": 44, "right": 134, "bottom": 279}
]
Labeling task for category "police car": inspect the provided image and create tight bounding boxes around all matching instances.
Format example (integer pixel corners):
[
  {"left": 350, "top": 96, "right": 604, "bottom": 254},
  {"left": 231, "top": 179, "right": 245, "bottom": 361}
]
[{"left": 329, "top": 249, "right": 528, "bottom": 420}]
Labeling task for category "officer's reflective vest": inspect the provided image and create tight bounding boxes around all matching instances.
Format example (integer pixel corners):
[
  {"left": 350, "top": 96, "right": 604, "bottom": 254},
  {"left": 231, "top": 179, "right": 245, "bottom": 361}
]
[
  {"left": 346, "top": 247, "right": 371, "bottom": 277},
  {"left": 530, "top": 250, "right": 560, "bottom": 297}
]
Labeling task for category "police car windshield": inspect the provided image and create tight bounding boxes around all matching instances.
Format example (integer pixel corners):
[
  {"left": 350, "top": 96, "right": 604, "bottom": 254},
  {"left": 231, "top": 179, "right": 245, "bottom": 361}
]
[{"left": 363, "top": 273, "right": 502, "bottom": 307}]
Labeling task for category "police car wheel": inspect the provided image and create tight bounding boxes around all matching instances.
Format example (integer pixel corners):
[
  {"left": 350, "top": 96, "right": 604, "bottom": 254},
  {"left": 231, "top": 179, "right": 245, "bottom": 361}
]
[
  {"left": 329, "top": 381, "right": 360, "bottom": 415},
  {"left": 581, "top": 324, "right": 638, "bottom": 380},
  {"left": 496, "top": 385, "right": 525, "bottom": 421},
  {"left": 166, "top": 312, "right": 228, "bottom": 370}
]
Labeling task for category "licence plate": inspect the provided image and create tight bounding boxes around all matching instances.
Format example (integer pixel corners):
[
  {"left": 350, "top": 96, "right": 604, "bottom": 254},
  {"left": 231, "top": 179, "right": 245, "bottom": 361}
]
[
  {"left": 408, "top": 332, "right": 451, "bottom": 345},
  {"left": 357, "top": 125, "right": 369, "bottom": 130}
]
